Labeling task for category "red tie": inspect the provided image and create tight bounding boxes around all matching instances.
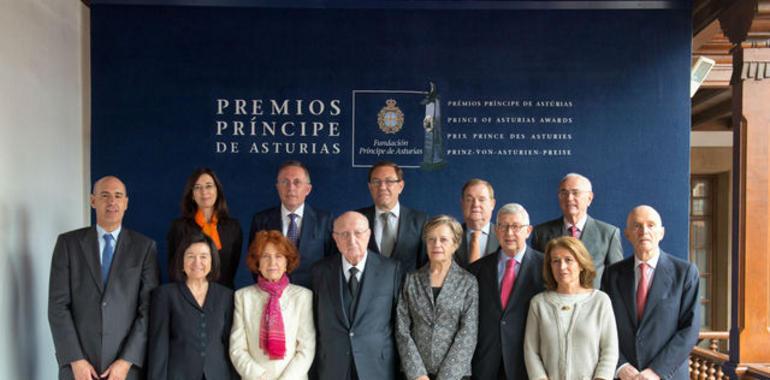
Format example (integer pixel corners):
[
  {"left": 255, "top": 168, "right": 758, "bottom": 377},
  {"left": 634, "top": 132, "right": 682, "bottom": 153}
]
[
  {"left": 569, "top": 225, "right": 580, "bottom": 238},
  {"left": 636, "top": 262, "right": 649, "bottom": 321},
  {"left": 500, "top": 259, "right": 517, "bottom": 309}
]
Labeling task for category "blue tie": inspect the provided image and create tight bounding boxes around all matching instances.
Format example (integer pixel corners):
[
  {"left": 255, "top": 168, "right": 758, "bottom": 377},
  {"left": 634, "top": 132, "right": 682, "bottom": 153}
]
[
  {"left": 102, "top": 234, "right": 115, "bottom": 285},
  {"left": 287, "top": 213, "right": 299, "bottom": 245}
]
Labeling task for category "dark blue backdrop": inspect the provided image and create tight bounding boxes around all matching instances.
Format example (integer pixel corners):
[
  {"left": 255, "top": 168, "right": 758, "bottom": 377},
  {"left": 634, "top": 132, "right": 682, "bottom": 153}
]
[{"left": 90, "top": 1, "right": 691, "bottom": 288}]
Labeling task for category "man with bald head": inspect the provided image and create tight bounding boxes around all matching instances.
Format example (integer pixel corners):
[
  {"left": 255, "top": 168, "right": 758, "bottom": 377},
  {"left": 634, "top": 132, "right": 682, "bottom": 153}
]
[
  {"left": 532, "top": 173, "right": 623, "bottom": 288},
  {"left": 312, "top": 211, "right": 401, "bottom": 380},
  {"left": 601, "top": 206, "right": 700, "bottom": 380},
  {"left": 49, "top": 176, "right": 159, "bottom": 380}
]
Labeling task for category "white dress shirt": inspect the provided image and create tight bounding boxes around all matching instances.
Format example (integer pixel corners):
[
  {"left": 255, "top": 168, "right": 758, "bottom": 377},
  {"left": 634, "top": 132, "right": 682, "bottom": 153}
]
[
  {"left": 374, "top": 202, "right": 400, "bottom": 251},
  {"left": 342, "top": 250, "right": 368, "bottom": 283},
  {"left": 281, "top": 203, "right": 305, "bottom": 236}
]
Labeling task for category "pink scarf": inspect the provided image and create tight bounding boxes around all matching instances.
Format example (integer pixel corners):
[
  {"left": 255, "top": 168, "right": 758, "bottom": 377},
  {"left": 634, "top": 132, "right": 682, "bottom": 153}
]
[{"left": 257, "top": 273, "right": 289, "bottom": 360}]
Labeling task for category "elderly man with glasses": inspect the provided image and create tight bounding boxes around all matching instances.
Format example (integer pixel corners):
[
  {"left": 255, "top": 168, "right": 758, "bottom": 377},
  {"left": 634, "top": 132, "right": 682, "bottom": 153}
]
[
  {"left": 312, "top": 211, "right": 402, "bottom": 380},
  {"left": 469, "top": 203, "right": 545, "bottom": 380},
  {"left": 248, "top": 160, "right": 334, "bottom": 288},
  {"left": 531, "top": 172, "right": 623, "bottom": 288}
]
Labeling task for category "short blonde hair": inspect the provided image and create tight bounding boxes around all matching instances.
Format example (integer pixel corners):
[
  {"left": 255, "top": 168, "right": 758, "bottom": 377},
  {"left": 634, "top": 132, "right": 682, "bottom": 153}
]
[
  {"left": 422, "top": 215, "right": 463, "bottom": 247},
  {"left": 543, "top": 236, "right": 596, "bottom": 290}
]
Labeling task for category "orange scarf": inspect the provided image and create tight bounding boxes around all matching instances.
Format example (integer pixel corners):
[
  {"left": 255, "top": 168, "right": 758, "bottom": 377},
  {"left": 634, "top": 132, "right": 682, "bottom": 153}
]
[{"left": 194, "top": 209, "right": 222, "bottom": 250}]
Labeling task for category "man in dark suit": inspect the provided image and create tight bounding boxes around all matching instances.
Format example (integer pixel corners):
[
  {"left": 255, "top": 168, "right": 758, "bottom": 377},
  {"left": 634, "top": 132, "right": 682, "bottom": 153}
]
[
  {"left": 312, "top": 211, "right": 401, "bottom": 380},
  {"left": 249, "top": 160, "right": 333, "bottom": 288},
  {"left": 601, "top": 205, "right": 700, "bottom": 380},
  {"left": 470, "top": 203, "right": 544, "bottom": 380},
  {"left": 531, "top": 172, "right": 623, "bottom": 288},
  {"left": 356, "top": 161, "right": 428, "bottom": 275},
  {"left": 455, "top": 178, "right": 499, "bottom": 267},
  {"left": 48, "top": 176, "right": 160, "bottom": 380}
]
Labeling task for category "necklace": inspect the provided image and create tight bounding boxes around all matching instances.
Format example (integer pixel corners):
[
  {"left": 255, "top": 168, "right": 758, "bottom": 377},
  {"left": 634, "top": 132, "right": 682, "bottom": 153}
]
[{"left": 554, "top": 292, "right": 576, "bottom": 311}]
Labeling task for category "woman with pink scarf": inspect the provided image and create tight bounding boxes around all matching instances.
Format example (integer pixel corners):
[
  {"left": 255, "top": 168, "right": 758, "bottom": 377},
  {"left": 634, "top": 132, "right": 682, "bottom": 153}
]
[{"left": 230, "top": 230, "right": 316, "bottom": 380}]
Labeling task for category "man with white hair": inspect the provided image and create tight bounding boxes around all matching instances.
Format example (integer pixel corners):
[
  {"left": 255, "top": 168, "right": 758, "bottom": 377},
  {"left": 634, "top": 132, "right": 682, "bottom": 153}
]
[
  {"left": 531, "top": 173, "right": 623, "bottom": 288},
  {"left": 470, "top": 203, "right": 544, "bottom": 380}
]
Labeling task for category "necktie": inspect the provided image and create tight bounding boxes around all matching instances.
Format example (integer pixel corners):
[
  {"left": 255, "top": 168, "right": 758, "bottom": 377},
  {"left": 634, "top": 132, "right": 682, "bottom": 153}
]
[
  {"left": 287, "top": 213, "right": 299, "bottom": 245},
  {"left": 102, "top": 234, "right": 115, "bottom": 285},
  {"left": 569, "top": 225, "right": 581, "bottom": 238},
  {"left": 348, "top": 267, "right": 360, "bottom": 320},
  {"left": 500, "top": 258, "right": 517, "bottom": 309},
  {"left": 380, "top": 212, "right": 395, "bottom": 257},
  {"left": 468, "top": 230, "right": 482, "bottom": 264},
  {"left": 348, "top": 267, "right": 360, "bottom": 298},
  {"left": 636, "top": 262, "right": 650, "bottom": 321}
]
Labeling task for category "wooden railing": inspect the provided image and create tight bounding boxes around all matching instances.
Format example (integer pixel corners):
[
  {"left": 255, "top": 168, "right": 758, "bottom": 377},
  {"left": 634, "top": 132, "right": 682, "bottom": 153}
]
[
  {"left": 743, "top": 365, "right": 770, "bottom": 380},
  {"left": 690, "top": 331, "right": 730, "bottom": 380}
]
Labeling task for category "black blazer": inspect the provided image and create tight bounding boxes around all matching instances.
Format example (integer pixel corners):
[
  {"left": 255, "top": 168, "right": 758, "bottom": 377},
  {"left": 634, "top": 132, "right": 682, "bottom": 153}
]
[
  {"left": 166, "top": 217, "right": 243, "bottom": 288},
  {"left": 312, "top": 251, "right": 401, "bottom": 380},
  {"left": 356, "top": 205, "right": 428, "bottom": 276},
  {"left": 468, "top": 247, "right": 544, "bottom": 380},
  {"left": 248, "top": 204, "right": 333, "bottom": 289},
  {"left": 148, "top": 282, "right": 236, "bottom": 380},
  {"left": 531, "top": 215, "right": 623, "bottom": 288},
  {"left": 48, "top": 227, "right": 160, "bottom": 379},
  {"left": 601, "top": 252, "right": 700, "bottom": 380}
]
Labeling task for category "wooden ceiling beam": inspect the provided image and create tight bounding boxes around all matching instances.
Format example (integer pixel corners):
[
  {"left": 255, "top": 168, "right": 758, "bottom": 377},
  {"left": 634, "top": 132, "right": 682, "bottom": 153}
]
[
  {"left": 692, "top": 89, "right": 732, "bottom": 113},
  {"left": 695, "top": 18, "right": 725, "bottom": 50},
  {"left": 692, "top": 97, "right": 733, "bottom": 127}
]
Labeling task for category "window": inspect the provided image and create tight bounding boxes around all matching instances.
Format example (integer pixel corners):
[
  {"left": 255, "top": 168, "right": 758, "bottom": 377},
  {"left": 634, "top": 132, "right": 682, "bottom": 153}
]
[{"left": 690, "top": 176, "right": 715, "bottom": 329}]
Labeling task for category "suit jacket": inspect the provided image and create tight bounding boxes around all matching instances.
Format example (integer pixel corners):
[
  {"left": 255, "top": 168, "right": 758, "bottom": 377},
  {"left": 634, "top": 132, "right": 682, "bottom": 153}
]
[
  {"left": 312, "top": 251, "right": 401, "bottom": 380},
  {"left": 531, "top": 215, "right": 623, "bottom": 288},
  {"left": 167, "top": 217, "right": 243, "bottom": 288},
  {"left": 249, "top": 204, "right": 333, "bottom": 289},
  {"left": 395, "top": 261, "right": 478, "bottom": 379},
  {"left": 48, "top": 226, "right": 160, "bottom": 379},
  {"left": 469, "top": 247, "right": 544, "bottom": 380},
  {"left": 454, "top": 223, "right": 500, "bottom": 268},
  {"left": 230, "top": 283, "right": 315, "bottom": 380},
  {"left": 148, "top": 282, "right": 236, "bottom": 380},
  {"left": 601, "top": 252, "right": 700, "bottom": 380},
  {"left": 357, "top": 205, "right": 428, "bottom": 276}
]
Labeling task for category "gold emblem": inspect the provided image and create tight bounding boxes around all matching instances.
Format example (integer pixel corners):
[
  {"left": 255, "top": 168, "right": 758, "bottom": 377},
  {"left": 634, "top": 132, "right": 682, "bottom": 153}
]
[{"left": 377, "top": 99, "right": 404, "bottom": 134}]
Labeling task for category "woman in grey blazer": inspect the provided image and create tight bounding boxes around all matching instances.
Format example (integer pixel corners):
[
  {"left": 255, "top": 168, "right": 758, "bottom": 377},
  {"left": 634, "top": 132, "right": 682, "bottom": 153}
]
[{"left": 396, "top": 215, "right": 478, "bottom": 380}]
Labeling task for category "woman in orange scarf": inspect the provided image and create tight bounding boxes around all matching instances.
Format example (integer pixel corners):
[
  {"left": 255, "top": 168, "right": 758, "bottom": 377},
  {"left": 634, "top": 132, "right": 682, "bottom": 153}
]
[{"left": 167, "top": 168, "right": 243, "bottom": 288}]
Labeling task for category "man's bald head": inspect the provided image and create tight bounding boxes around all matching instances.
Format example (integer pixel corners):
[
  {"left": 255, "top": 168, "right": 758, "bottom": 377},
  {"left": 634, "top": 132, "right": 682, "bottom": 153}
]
[
  {"left": 333, "top": 211, "right": 371, "bottom": 266},
  {"left": 90, "top": 176, "right": 129, "bottom": 232},
  {"left": 625, "top": 205, "right": 665, "bottom": 261}
]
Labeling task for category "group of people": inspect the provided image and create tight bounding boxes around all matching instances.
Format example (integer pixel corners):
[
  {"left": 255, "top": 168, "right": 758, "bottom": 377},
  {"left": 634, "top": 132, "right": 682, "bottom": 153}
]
[{"left": 47, "top": 160, "right": 701, "bottom": 380}]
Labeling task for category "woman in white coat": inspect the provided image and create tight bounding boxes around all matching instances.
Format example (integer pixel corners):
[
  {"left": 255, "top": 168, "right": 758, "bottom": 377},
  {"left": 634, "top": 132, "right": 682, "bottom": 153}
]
[{"left": 230, "top": 230, "right": 315, "bottom": 380}]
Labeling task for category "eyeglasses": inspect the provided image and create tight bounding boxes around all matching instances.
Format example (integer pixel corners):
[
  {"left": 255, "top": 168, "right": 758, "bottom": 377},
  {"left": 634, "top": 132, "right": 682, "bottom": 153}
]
[
  {"left": 497, "top": 224, "right": 529, "bottom": 233},
  {"left": 333, "top": 229, "right": 369, "bottom": 239},
  {"left": 369, "top": 178, "right": 401, "bottom": 187},
  {"left": 277, "top": 179, "right": 309, "bottom": 187},
  {"left": 558, "top": 189, "right": 589, "bottom": 199},
  {"left": 193, "top": 184, "right": 215, "bottom": 192}
]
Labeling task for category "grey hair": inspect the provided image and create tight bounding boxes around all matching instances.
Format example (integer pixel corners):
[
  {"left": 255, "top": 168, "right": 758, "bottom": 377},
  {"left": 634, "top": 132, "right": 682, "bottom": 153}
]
[
  {"left": 560, "top": 172, "right": 592, "bottom": 191},
  {"left": 496, "top": 203, "right": 530, "bottom": 225}
]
